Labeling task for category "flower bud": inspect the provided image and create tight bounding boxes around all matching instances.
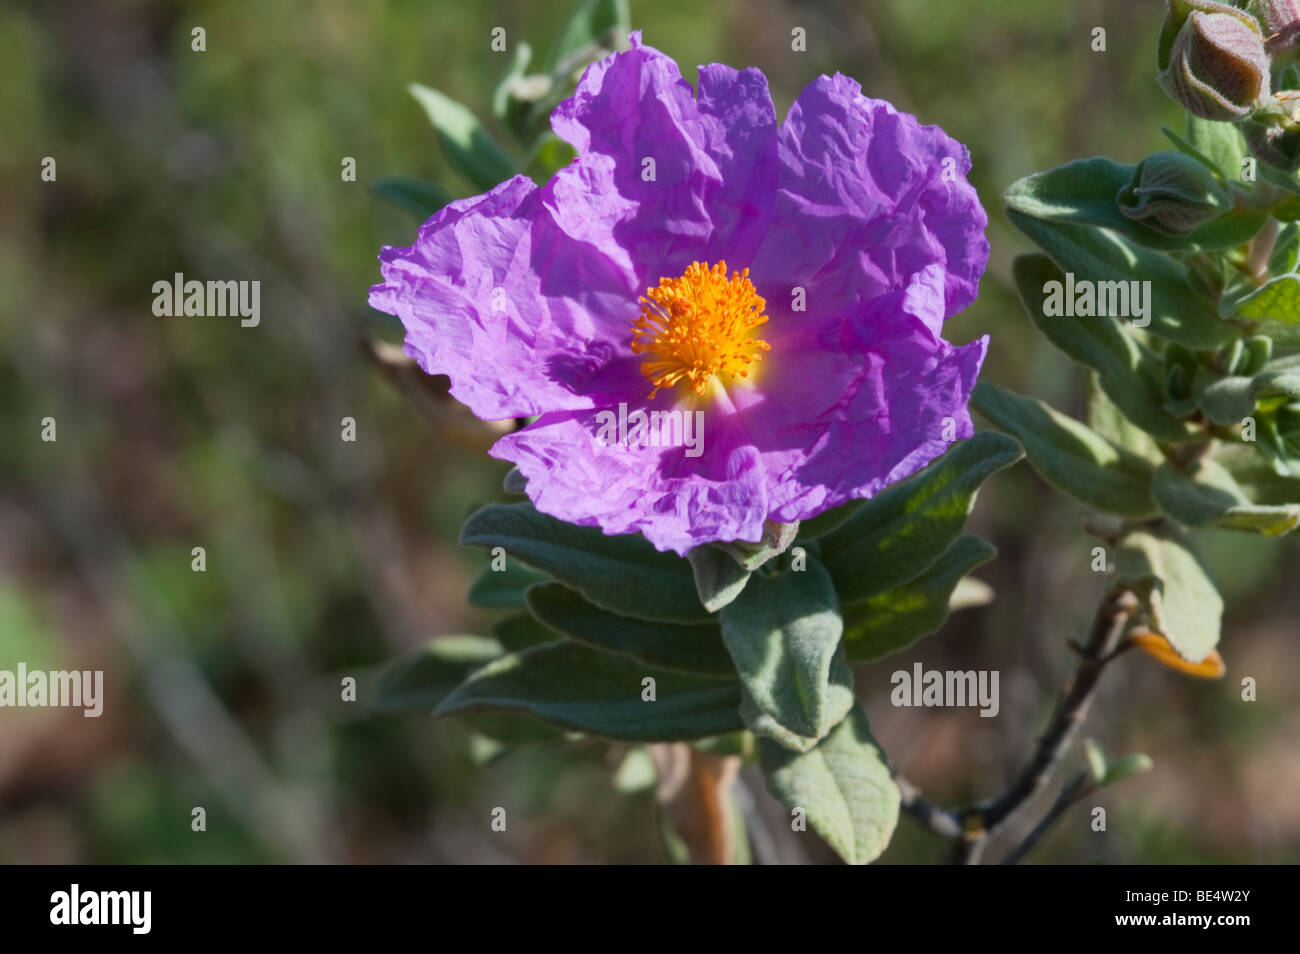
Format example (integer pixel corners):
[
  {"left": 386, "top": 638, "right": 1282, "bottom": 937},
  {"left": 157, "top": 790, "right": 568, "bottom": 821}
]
[
  {"left": 1242, "top": 90, "right": 1300, "bottom": 170},
  {"left": 1247, "top": 0, "right": 1300, "bottom": 60},
  {"left": 1116, "top": 151, "right": 1232, "bottom": 235},
  {"left": 1158, "top": 4, "right": 1271, "bottom": 120}
]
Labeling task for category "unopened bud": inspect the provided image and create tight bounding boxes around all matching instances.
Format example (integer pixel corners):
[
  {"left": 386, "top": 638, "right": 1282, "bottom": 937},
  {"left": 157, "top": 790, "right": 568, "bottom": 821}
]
[
  {"left": 1116, "top": 151, "right": 1232, "bottom": 235},
  {"left": 1242, "top": 91, "right": 1300, "bottom": 170},
  {"left": 1158, "top": 4, "right": 1271, "bottom": 121},
  {"left": 1247, "top": 0, "right": 1300, "bottom": 61}
]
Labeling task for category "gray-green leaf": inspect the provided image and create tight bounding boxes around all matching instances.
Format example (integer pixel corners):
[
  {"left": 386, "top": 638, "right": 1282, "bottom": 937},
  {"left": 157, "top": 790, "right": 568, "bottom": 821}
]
[
  {"left": 371, "top": 635, "right": 504, "bottom": 714},
  {"left": 525, "top": 582, "right": 736, "bottom": 676},
  {"left": 841, "top": 534, "right": 997, "bottom": 662},
  {"left": 1153, "top": 457, "right": 1300, "bottom": 535},
  {"left": 408, "top": 83, "right": 518, "bottom": 192},
  {"left": 719, "top": 559, "right": 847, "bottom": 741},
  {"left": 758, "top": 703, "right": 900, "bottom": 865},
  {"left": 435, "top": 640, "right": 744, "bottom": 741},
  {"left": 818, "top": 432, "right": 1022, "bottom": 603},
  {"left": 686, "top": 546, "right": 752, "bottom": 613},
  {"left": 1012, "top": 255, "right": 1194, "bottom": 442},
  {"left": 1005, "top": 210, "right": 1235, "bottom": 349},
  {"left": 971, "top": 382, "right": 1158, "bottom": 517},
  {"left": 370, "top": 176, "right": 453, "bottom": 221},
  {"left": 460, "top": 502, "right": 710, "bottom": 623},
  {"left": 1110, "top": 529, "right": 1222, "bottom": 663}
]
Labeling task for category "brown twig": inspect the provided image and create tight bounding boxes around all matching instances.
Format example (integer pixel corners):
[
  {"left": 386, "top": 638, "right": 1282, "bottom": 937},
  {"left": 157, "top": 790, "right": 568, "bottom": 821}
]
[
  {"left": 1000, "top": 771, "right": 1096, "bottom": 865},
  {"left": 894, "top": 589, "right": 1138, "bottom": 864}
]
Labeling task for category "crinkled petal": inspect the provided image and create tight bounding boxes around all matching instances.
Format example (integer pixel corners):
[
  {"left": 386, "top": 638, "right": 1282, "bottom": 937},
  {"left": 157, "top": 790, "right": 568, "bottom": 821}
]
[
  {"left": 712, "top": 267, "right": 988, "bottom": 522},
  {"left": 491, "top": 407, "right": 769, "bottom": 555},
  {"left": 749, "top": 74, "right": 988, "bottom": 326},
  {"left": 545, "top": 33, "right": 779, "bottom": 288},
  {"left": 369, "top": 175, "right": 644, "bottom": 420}
]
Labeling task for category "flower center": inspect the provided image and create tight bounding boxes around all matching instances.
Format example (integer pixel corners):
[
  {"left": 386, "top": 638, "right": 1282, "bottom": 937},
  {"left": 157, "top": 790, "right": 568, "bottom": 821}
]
[{"left": 630, "top": 261, "right": 771, "bottom": 399}]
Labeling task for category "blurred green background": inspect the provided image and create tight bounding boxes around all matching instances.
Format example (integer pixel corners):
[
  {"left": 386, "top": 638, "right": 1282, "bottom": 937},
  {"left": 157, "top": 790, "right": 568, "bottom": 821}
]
[{"left": 1, "top": 0, "right": 1296, "bottom": 864}]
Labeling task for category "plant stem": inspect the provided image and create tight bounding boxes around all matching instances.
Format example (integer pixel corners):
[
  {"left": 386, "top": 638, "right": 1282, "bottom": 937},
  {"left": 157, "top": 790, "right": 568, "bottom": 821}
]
[
  {"left": 1000, "top": 771, "right": 1095, "bottom": 865},
  {"left": 895, "top": 589, "right": 1137, "bottom": 864},
  {"left": 975, "top": 589, "right": 1136, "bottom": 831}
]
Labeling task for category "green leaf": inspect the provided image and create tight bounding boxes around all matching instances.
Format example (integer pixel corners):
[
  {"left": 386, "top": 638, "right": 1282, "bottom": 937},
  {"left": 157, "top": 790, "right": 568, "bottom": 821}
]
[
  {"left": 435, "top": 640, "right": 744, "bottom": 741},
  {"left": 685, "top": 546, "right": 751, "bottom": 614},
  {"left": 467, "top": 558, "right": 549, "bottom": 610},
  {"left": 1083, "top": 739, "right": 1108, "bottom": 784},
  {"left": 1226, "top": 273, "right": 1300, "bottom": 325},
  {"left": 712, "top": 520, "right": 799, "bottom": 572},
  {"left": 758, "top": 703, "right": 900, "bottom": 865},
  {"left": 719, "top": 559, "right": 847, "bottom": 741},
  {"left": 1087, "top": 372, "right": 1165, "bottom": 464},
  {"left": 491, "top": 612, "right": 560, "bottom": 651},
  {"left": 1181, "top": 115, "right": 1246, "bottom": 180},
  {"left": 1104, "top": 753, "right": 1154, "bottom": 786},
  {"left": 1192, "top": 357, "right": 1300, "bottom": 425},
  {"left": 738, "top": 658, "right": 854, "bottom": 755},
  {"left": 1192, "top": 370, "right": 1256, "bottom": 425},
  {"left": 502, "top": 466, "right": 527, "bottom": 495},
  {"left": 1012, "top": 255, "right": 1195, "bottom": 442},
  {"left": 544, "top": 0, "right": 630, "bottom": 75},
  {"left": 1003, "top": 157, "right": 1262, "bottom": 252},
  {"left": 795, "top": 500, "right": 865, "bottom": 541},
  {"left": 371, "top": 635, "right": 503, "bottom": 714},
  {"left": 1111, "top": 529, "right": 1222, "bottom": 663},
  {"left": 971, "top": 382, "right": 1158, "bottom": 517},
  {"left": 370, "top": 176, "right": 453, "bottom": 221},
  {"left": 525, "top": 582, "right": 736, "bottom": 677},
  {"left": 1005, "top": 210, "right": 1235, "bottom": 349},
  {"left": 1254, "top": 355, "right": 1300, "bottom": 399},
  {"left": 818, "top": 432, "right": 1022, "bottom": 603},
  {"left": 841, "top": 534, "right": 997, "bottom": 662},
  {"left": 460, "top": 502, "right": 709, "bottom": 623},
  {"left": 408, "top": 83, "right": 518, "bottom": 192},
  {"left": 1153, "top": 458, "right": 1300, "bottom": 535},
  {"left": 464, "top": 712, "right": 569, "bottom": 746},
  {"left": 1216, "top": 442, "right": 1300, "bottom": 503}
]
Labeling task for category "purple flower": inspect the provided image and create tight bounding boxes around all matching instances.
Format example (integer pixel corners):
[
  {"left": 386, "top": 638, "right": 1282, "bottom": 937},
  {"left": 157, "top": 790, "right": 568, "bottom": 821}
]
[{"left": 370, "top": 34, "right": 989, "bottom": 555}]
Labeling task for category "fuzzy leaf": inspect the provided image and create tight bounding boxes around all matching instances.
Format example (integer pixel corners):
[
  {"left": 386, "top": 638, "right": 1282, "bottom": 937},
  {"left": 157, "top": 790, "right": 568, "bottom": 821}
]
[
  {"left": 758, "top": 703, "right": 900, "bottom": 865},
  {"left": 818, "top": 432, "right": 1022, "bottom": 603},
  {"left": 461, "top": 502, "right": 709, "bottom": 623},
  {"left": 686, "top": 546, "right": 752, "bottom": 613},
  {"left": 972, "top": 382, "right": 1157, "bottom": 516},
  {"left": 1005, "top": 210, "right": 1235, "bottom": 349},
  {"left": 370, "top": 176, "right": 453, "bottom": 221},
  {"left": 435, "top": 640, "right": 744, "bottom": 741},
  {"left": 467, "top": 559, "right": 549, "bottom": 610},
  {"left": 719, "top": 559, "right": 847, "bottom": 741},
  {"left": 408, "top": 83, "right": 517, "bottom": 192},
  {"left": 525, "top": 582, "right": 736, "bottom": 676},
  {"left": 1111, "top": 529, "right": 1222, "bottom": 663},
  {"left": 841, "top": 534, "right": 997, "bottom": 662},
  {"left": 1012, "top": 255, "right": 1195, "bottom": 442},
  {"left": 1004, "top": 157, "right": 1260, "bottom": 252},
  {"left": 1153, "top": 458, "right": 1300, "bottom": 535},
  {"left": 371, "top": 635, "right": 503, "bottom": 714}
]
